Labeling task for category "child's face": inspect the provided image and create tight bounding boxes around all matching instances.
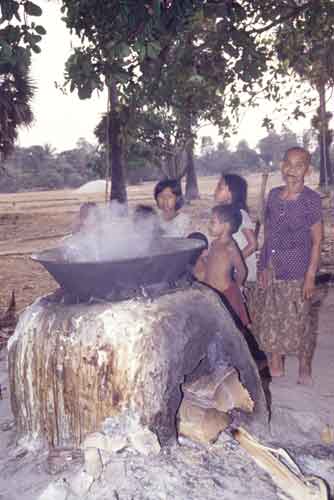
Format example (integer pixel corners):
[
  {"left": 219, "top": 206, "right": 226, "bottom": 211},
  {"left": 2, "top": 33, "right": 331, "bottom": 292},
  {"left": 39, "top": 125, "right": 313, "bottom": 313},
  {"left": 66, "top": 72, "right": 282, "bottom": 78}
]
[
  {"left": 281, "top": 152, "right": 309, "bottom": 184},
  {"left": 209, "top": 213, "right": 226, "bottom": 237},
  {"left": 157, "top": 187, "right": 177, "bottom": 214},
  {"left": 214, "top": 178, "right": 232, "bottom": 204}
]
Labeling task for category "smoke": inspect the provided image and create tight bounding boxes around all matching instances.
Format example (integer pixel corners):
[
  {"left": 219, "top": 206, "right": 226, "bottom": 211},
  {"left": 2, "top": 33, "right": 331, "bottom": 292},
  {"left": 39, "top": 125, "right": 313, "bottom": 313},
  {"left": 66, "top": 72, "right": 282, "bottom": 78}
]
[{"left": 62, "top": 202, "right": 161, "bottom": 262}]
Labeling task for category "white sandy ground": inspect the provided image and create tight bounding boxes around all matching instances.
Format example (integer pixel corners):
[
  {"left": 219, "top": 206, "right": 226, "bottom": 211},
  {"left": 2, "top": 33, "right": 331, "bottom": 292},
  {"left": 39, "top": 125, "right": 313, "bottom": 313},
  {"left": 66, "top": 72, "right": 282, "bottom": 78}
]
[{"left": 0, "top": 288, "right": 334, "bottom": 500}]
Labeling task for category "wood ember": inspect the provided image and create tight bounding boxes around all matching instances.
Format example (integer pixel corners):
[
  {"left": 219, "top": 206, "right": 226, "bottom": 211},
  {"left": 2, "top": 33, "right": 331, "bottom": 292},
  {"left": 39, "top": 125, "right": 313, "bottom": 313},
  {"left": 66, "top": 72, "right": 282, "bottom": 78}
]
[
  {"left": 177, "top": 367, "right": 254, "bottom": 444},
  {"left": 0, "top": 291, "right": 17, "bottom": 350},
  {"left": 182, "top": 366, "right": 254, "bottom": 413},
  {"left": 177, "top": 398, "right": 231, "bottom": 444}
]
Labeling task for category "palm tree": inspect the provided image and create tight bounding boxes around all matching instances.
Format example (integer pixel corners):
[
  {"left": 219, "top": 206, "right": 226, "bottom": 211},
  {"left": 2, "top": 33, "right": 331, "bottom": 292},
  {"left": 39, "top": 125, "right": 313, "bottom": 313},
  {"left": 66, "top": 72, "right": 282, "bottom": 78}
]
[{"left": 0, "top": 60, "right": 35, "bottom": 163}]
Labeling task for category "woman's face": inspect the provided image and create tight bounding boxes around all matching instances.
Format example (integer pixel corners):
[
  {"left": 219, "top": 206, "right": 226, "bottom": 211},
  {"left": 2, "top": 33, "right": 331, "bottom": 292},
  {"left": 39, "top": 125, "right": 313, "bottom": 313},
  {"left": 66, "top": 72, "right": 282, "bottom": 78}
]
[
  {"left": 157, "top": 187, "right": 177, "bottom": 218},
  {"left": 281, "top": 152, "right": 309, "bottom": 185},
  {"left": 214, "top": 178, "right": 232, "bottom": 204}
]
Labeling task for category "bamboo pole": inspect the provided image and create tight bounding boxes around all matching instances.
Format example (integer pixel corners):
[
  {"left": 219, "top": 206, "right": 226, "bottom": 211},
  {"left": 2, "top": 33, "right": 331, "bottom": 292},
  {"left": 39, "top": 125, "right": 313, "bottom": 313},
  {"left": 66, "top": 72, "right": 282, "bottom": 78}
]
[
  {"left": 255, "top": 170, "right": 269, "bottom": 239},
  {"left": 105, "top": 86, "right": 111, "bottom": 203}
]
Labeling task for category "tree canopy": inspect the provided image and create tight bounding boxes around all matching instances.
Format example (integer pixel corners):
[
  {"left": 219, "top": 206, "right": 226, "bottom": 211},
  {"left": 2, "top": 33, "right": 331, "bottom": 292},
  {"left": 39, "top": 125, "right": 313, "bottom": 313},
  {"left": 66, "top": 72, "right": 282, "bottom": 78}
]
[
  {"left": 0, "top": 0, "right": 45, "bottom": 158},
  {"left": 275, "top": 0, "right": 334, "bottom": 185},
  {"left": 3, "top": 0, "right": 332, "bottom": 193}
]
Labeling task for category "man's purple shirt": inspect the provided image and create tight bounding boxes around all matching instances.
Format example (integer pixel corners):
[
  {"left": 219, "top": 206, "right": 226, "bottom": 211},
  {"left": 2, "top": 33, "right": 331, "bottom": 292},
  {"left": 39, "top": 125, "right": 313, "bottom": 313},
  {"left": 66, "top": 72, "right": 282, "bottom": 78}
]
[{"left": 258, "top": 186, "right": 322, "bottom": 280}]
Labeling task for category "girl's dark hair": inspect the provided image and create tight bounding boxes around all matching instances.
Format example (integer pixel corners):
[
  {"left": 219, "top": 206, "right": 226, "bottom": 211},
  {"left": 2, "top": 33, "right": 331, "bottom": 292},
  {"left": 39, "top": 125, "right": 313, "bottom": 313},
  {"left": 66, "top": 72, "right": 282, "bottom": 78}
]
[
  {"left": 212, "top": 204, "right": 242, "bottom": 235},
  {"left": 221, "top": 173, "right": 248, "bottom": 212},
  {"left": 154, "top": 178, "right": 184, "bottom": 211}
]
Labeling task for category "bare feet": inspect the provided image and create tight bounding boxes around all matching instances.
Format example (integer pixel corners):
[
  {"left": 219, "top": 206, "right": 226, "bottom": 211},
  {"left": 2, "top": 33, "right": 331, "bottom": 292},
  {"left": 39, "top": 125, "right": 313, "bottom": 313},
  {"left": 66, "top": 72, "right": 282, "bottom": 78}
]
[
  {"left": 297, "top": 373, "right": 313, "bottom": 386},
  {"left": 268, "top": 353, "right": 284, "bottom": 377}
]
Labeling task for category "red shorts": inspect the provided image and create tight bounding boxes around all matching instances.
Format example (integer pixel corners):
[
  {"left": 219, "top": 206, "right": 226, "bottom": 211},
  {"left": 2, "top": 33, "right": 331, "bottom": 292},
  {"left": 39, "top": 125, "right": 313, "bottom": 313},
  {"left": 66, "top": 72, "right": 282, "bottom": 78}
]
[{"left": 223, "top": 282, "right": 249, "bottom": 327}]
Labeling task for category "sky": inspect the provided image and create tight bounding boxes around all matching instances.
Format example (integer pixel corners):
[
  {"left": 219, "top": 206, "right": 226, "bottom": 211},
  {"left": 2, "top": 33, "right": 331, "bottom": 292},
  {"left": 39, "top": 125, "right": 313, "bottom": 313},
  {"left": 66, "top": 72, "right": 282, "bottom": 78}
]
[
  {"left": 18, "top": 1, "right": 108, "bottom": 152},
  {"left": 18, "top": 1, "right": 319, "bottom": 153}
]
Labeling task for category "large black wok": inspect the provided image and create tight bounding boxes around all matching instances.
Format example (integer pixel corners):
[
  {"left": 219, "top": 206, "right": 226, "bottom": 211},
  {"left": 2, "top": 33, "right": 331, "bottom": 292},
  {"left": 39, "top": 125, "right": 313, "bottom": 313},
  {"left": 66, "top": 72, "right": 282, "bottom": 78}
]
[{"left": 32, "top": 237, "right": 205, "bottom": 300}]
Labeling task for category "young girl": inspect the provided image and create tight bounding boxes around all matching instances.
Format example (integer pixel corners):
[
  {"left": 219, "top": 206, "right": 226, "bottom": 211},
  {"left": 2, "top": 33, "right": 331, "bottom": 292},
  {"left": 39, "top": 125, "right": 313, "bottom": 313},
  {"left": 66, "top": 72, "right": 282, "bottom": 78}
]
[
  {"left": 154, "top": 179, "right": 190, "bottom": 237},
  {"left": 214, "top": 173, "right": 257, "bottom": 283},
  {"left": 257, "top": 147, "right": 322, "bottom": 384}
]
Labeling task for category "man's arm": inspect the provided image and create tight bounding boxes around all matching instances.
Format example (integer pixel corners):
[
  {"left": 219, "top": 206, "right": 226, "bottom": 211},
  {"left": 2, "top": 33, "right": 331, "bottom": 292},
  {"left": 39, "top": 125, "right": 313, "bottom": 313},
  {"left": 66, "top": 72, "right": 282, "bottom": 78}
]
[{"left": 303, "top": 220, "right": 323, "bottom": 300}]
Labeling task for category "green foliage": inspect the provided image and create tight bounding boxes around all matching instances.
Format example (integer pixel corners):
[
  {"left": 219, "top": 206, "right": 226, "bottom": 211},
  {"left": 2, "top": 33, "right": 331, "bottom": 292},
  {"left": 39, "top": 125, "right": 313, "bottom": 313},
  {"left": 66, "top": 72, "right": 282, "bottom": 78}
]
[
  {"left": 61, "top": 0, "right": 202, "bottom": 99},
  {"left": 276, "top": 0, "right": 334, "bottom": 87},
  {"left": 0, "top": 57, "right": 35, "bottom": 157},
  {"left": 0, "top": 141, "right": 99, "bottom": 191},
  {"left": 24, "top": 1, "right": 42, "bottom": 17},
  {"left": 196, "top": 126, "right": 309, "bottom": 177},
  {"left": 0, "top": 1, "right": 45, "bottom": 66},
  {"left": 0, "top": 0, "right": 45, "bottom": 157},
  {"left": 274, "top": 0, "right": 334, "bottom": 184},
  {"left": 196, "top": 139, "right": 260, "bottom": 176},
  {"left": 257, "top": 127, "right": 299, "bottom": 167},
  {"left": 61, "top": 0, "right": 322, "bottom": 194}
]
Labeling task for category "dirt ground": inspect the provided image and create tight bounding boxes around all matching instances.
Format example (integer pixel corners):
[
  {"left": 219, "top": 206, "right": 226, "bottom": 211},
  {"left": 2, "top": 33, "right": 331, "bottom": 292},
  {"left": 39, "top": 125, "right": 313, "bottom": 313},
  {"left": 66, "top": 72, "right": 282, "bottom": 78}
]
[{"left": 1, "top": 172, "right": 334, "bottom": 499}]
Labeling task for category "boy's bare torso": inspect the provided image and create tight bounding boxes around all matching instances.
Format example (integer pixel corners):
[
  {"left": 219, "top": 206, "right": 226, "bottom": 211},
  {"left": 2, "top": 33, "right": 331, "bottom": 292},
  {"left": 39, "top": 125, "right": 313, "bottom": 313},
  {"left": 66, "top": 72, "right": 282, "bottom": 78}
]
[{"left": 204, "top": 239, "right": 240, "bottom": 293}]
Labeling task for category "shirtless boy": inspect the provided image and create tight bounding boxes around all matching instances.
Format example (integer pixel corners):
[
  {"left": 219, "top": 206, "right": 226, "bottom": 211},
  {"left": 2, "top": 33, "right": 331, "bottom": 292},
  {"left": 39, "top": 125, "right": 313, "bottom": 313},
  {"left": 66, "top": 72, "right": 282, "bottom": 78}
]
[{"left": 194, "top": 204, "right": 249, "bottom": 327}]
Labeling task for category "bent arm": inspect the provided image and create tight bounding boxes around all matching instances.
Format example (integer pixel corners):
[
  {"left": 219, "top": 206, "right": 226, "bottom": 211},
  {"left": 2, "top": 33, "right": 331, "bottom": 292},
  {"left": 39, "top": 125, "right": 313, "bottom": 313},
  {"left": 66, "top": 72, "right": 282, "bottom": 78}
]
[{"left": 241, "top": 227, "right": 258, "bottom": 259}]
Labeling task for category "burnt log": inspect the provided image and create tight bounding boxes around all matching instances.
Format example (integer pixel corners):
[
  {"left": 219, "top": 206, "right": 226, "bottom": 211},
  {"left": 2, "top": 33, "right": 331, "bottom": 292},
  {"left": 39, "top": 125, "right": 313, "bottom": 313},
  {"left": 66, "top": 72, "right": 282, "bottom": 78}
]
[
  {"left": 8, "top": 284, "right": 268, "bottom": 448},
  {"left": 0, "top": 291, "right": 17, "bottom": 349}
]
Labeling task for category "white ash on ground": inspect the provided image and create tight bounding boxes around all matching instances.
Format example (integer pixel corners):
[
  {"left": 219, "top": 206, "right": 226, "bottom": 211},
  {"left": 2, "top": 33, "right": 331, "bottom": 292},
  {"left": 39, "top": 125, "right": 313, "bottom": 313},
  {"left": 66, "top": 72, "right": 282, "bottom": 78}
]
[
  {"left": 1, "top": 342, "right": 334, "bottom": 500},
  {"left": 1, "top": 231, "right": 334, "bottom": 499}
]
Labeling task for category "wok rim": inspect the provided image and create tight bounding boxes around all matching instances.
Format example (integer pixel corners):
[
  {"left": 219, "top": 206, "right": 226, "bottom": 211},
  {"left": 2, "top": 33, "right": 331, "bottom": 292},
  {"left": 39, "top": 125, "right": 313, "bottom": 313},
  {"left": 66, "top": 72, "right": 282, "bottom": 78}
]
[{"left": 30, "top": 237, "right": 206, "bottom": 266}]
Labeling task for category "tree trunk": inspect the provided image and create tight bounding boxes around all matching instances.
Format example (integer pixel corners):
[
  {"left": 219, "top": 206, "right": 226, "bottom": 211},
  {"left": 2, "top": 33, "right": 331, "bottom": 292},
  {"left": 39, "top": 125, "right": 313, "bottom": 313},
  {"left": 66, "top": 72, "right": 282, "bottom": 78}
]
[
  {"left": 109, "top": 82, "right": 127, "bottom": 204},
  {"left": 318, "top": 83, "right": 333, "bottom": 187},
  {"left": 185, "top": 136, "right": 200, "bottom": 201},
  {"left": 166, "top": 152, "right": 176, "bottom": 178}
]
